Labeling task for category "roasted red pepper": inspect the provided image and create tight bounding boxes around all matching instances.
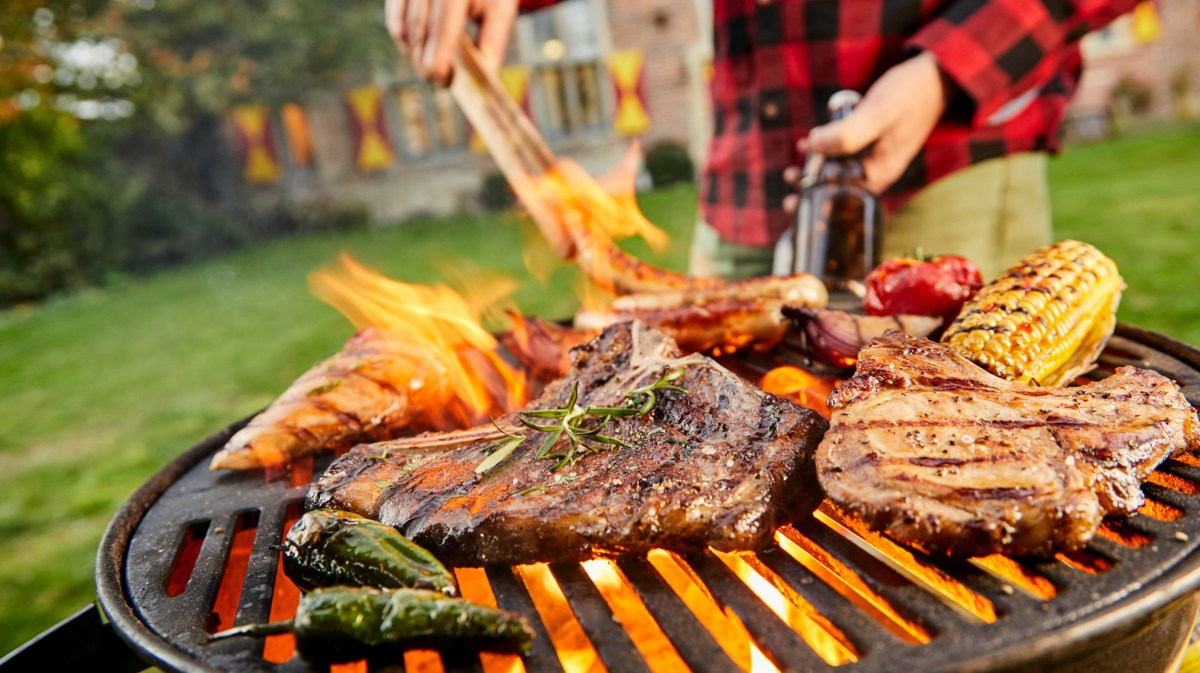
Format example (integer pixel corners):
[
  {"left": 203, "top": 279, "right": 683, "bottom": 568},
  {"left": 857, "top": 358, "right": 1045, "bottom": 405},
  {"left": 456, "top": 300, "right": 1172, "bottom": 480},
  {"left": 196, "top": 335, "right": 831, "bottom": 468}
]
[{"left": 864, "top": 254, "right": 983, "bottom": 327}]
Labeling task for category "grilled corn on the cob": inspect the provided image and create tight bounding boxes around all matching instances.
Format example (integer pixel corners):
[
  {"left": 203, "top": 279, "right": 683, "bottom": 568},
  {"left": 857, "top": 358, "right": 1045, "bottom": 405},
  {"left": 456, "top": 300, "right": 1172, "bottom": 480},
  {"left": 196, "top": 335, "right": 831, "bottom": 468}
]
[{"left": 941, "top": 240, "right": 1124, "bottom": 387}]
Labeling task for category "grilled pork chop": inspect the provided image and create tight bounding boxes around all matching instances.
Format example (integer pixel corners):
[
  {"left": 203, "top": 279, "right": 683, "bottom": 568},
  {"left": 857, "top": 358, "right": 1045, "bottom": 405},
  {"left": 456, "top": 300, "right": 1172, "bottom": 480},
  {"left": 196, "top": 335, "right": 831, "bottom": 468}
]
[
  {"left": 818, "top": 332, "right": 1200, "bottom": 557},
  {"left": 310, "top": 321, "right": 827, "bottom": 565}
]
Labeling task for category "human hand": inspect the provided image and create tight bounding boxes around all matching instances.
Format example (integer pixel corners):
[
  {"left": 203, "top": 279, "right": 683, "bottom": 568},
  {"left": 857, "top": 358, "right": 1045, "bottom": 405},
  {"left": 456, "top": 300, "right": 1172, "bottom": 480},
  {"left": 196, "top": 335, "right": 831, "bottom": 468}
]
[
  {"left": 783, "top": 51, "right": 951, "bottom": 210},
  {"left": 385, "top": 0, "right": 519, "bottom": 86}
]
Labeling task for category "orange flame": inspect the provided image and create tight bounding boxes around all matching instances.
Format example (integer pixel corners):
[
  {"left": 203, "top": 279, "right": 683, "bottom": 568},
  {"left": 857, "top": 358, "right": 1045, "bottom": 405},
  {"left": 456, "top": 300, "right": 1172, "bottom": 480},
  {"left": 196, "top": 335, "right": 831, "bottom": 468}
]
[
  {"left": 308, "top": 253, "right": 529, "bottom": 428},
  {"left": 507, "top": 143, "right": 692, "bottom": 296},
  {"left": 815, "top": 502, "right": 998, "bottom": 624},
  {"left": 515, "top": 563, "right": 606, "bottom": 673},
  {"left": 646, "top": 549, "right": 778, "bottom": 673},
  {"left": 456, "top": 567, "right": 527, "bottom": 673},
  {"left": 537, "top": 142, "right": 669, "bottom": 251},
  {"left": 759, "top": 366, "right": 837, "bottom": 418},
  {"left": 581, "top": 559, "right": 690, "bottom": 673},
  {"left": 710, "top": 549, "right": 858, "bottom": 666}
]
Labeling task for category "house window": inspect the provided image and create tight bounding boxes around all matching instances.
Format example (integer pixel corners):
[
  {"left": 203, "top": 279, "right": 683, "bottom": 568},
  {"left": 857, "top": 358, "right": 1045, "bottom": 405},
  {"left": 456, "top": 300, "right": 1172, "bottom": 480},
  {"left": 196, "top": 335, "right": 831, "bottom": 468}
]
[
  {"left": 431, "top": 88, "right": 466, "bottom": 149},
  {"left": 518, "top": 0, "right": 611, "bottom": 141},
  {"left": 393, "top": 84, "right": 469, "bottom": 158}
]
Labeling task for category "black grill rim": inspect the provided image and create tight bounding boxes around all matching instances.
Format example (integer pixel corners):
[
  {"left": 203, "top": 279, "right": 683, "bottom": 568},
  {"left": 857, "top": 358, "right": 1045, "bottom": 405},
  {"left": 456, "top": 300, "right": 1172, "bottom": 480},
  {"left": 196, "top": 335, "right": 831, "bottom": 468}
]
[
  {"left": 96, "top": 415, "right": 251, "bottom": 673},
  {"left": 94, "top": 323, "right": 1200, "bottom": 673}
]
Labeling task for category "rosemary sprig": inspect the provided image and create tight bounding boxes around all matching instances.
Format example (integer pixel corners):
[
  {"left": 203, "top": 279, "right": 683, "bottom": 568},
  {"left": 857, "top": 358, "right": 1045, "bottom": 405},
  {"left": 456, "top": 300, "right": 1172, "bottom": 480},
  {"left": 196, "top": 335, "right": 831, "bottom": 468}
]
[
  {"left": 515, "top": 474, "right": 579, "bottom": 496},
  {"left": 473, "top": 367, "right": 688, "bottom": 475},
  {"left": 474, "top": 421, "right": 524, "bottom": 475},
  {"left": 526, "top": 368, "right": 687, "bottom": 472},
  {"left": 474, "top": 436, "right": 523, "bottom": 475},
  {"left": 365, "top": 448, "right": 391, "bottom": 463}
]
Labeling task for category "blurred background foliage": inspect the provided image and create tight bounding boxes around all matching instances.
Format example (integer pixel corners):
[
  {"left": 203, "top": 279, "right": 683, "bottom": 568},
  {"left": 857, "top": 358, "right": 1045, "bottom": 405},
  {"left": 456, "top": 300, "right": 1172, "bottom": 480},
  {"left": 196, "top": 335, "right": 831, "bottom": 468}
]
[{"left": 0, "top": 0, "right": 391, "bottom": 306}]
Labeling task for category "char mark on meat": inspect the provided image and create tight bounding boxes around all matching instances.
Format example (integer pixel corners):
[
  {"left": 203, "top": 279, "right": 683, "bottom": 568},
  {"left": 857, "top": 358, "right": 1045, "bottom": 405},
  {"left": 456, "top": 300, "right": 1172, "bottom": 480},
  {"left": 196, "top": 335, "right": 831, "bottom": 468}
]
[
  {"left": 310, "top": 321, "right": 828, "bottom": 566},
  {"left": 817, "top": 331, "right": 1200, "bottom": 557}
]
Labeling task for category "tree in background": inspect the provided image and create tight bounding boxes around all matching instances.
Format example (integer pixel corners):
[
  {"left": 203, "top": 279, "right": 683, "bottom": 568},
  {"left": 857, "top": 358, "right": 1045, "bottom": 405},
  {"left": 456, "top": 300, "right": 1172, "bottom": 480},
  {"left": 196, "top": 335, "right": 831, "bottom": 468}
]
[
  {"left": 113, "top": 0, "right": 391, "bottom": 204},
  {"left": 0, "top": 0, "right": 392, "bottom": 306},
  {"left": 0, "top": 0, "right": 126, "bottom": 304}
]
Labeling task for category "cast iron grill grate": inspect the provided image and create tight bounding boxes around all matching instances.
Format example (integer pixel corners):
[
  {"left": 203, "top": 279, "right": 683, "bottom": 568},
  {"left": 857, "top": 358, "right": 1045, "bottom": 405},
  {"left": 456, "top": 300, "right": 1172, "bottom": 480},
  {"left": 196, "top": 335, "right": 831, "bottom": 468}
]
[{"left": 94, "top": 324, "right": 1200, "bottom": 673}]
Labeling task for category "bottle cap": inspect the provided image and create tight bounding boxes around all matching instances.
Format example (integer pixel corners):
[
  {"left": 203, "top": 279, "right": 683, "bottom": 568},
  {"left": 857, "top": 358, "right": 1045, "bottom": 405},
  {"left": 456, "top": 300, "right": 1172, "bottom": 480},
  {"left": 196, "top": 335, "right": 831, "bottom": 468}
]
[{"left": 828, "top": 90, "right": 862, "bottom": 112}]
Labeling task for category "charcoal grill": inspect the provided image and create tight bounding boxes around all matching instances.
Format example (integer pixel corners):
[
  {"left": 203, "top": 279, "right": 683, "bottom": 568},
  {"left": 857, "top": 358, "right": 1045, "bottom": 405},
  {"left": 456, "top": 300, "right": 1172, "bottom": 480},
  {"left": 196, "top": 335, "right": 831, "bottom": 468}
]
[{"left": 5, "top": 323, "right": 1200, "bottom": 673}]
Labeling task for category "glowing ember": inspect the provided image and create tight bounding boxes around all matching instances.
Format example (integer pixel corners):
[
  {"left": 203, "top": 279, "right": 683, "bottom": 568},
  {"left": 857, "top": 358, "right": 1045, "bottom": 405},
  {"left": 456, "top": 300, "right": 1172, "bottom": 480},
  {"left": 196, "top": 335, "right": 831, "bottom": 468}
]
[
  {"left": 516, "top": 563, "right": 607, "bottom": 673},
  {"left": 774, "top": 525, "right": 931, "bottom": 644},
  {"left": 710, "top": 550, "right": 858, "bottom": 666},
  {"left": 816, "top": 502, "right": 997, "bottom": 624},
  {"left": 645, "top": 550, "right": 778, "bottom": 673},
  {"left": 581, "top": 559, "right": 690, "bottom": 673},
  {"left": 759, "top": 366, "right": 837, "bottom": 418},
  {"left": 1146, "top": 471, "right": 1200, "bottom": 495},
  {"left": 205, "top": 511, "right": 259, "bottom": 634},
  {"left": 1055, "top": 549, "right": 1113, "bottom": 574},
  {"left": 403, "top": 650, "right": 446, "bottom": 673},
  {"left": 309, "top": 253, "right": 530, "bottom": 429},
  {"left": 455, "top": 567, "right": 527, "bottom": 673},
  {"left": 969, "top": 555, "right": 1057, "bottom": 600},
  {"left": 262, "top": 503, "right": 304, "bottom": 663},
  {"left": 1139, "top": 497, "right": 1184, "bottom": 521},
  {"left": 1096, "top": 520, "right": 1153, "bottom": 548}
]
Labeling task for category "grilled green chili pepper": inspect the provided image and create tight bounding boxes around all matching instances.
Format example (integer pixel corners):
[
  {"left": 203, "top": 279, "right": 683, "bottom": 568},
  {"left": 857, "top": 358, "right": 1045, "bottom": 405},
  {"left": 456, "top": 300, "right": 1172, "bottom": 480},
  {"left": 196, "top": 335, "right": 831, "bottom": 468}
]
[
  {"left": 282, "top": 509, "right": 456, "bottom": 596},
  {"left": 210, "top": 587, "right": 534, "bottom": 663}
]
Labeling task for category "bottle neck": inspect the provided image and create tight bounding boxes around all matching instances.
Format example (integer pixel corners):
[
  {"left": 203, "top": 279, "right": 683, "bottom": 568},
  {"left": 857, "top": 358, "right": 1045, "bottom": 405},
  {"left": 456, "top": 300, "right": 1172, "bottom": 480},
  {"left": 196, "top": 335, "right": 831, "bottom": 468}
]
[
  {"left": 830, "top": 103, "right": 855, "bottom": 123},
  {"left": 820, "top": 90, "right": 864, "bottom": 161}
]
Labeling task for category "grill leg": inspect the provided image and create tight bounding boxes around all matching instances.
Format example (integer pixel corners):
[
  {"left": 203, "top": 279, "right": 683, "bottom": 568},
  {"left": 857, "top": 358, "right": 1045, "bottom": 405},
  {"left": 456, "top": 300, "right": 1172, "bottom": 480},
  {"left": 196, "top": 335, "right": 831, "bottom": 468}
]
[{"left": 0, "top": 603, "right": 148, "bottom": 673}]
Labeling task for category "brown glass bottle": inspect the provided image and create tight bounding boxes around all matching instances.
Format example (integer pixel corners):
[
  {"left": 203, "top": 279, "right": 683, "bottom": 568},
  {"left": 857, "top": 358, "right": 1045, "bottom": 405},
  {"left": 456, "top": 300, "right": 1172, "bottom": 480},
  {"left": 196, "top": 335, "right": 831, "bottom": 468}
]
[{"left": 792, "top": 90, "right": 882, "bottom": 296}]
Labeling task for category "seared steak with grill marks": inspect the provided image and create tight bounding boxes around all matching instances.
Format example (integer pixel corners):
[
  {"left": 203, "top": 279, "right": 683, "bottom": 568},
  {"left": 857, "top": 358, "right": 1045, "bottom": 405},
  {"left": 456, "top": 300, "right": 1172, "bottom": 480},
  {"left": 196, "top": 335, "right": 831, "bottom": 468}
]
[
  {"left": 310, "top": 321, "right": 827, "bottom": 565},
  {"left": 817, "top": 331, "right": 1200, "bottom": 557}
]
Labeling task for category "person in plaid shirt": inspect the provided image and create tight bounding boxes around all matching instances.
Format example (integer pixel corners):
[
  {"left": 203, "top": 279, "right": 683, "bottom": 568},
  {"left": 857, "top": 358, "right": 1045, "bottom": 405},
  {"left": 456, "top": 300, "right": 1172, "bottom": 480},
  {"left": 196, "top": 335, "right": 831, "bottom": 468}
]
[{"left": 386, "top": 0, "right": 1137, "bottom": 280}]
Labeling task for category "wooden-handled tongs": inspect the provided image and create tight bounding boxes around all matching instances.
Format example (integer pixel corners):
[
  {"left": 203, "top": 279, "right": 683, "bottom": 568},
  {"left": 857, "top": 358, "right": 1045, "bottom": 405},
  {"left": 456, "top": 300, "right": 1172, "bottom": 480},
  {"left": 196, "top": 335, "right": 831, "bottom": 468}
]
[
  {"left": 450, "top": 35, "right": 555, "bottom": 180},
  {"left": 450, "top": 34, "right": 575, "bottom": 255}
]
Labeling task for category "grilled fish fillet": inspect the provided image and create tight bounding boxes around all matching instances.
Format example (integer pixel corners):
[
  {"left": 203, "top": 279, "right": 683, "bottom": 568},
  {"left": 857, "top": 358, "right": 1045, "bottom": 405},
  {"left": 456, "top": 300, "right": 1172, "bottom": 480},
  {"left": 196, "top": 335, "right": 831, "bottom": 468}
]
[
  {"left": 817, "top": 331, "right": 1200, "bottom": 557},
  {"left": 213, "top": 276, "right": 824, "bottom": 471},
  {"left": 210, "top": 328, "right": 459, "bottom": 471},
  {"left": 309, "top": 321, "right": 828, "bottom": 565}
]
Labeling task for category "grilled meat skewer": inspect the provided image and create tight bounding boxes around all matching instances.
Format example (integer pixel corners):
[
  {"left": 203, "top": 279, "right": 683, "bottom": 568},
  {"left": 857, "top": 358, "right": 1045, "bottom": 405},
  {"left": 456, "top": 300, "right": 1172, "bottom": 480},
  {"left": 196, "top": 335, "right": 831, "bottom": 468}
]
[{"left": 575, "top": 275, "right": 829, "bottom": 355}]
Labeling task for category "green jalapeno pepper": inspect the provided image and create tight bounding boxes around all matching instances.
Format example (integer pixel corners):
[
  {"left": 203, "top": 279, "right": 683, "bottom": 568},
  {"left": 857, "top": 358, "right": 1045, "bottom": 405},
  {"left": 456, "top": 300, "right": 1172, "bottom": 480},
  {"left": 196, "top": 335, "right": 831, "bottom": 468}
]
[
  {"left": 210, "top": 587, "right": 534, "bottom": 663},
  {"left": 282, "top": 509, "right": 456, "bottom": 596}
]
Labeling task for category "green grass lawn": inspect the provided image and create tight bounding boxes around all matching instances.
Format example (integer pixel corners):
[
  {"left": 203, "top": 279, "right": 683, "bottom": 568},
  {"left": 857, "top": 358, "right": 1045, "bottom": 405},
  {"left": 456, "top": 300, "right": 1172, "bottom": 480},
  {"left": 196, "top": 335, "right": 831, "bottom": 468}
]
[
  {"left": 1050, "top": 124, "right": 1200, "bottom": 343},
  {"left": 1, "top": 123, "right": 1198, "bottom": 657}
]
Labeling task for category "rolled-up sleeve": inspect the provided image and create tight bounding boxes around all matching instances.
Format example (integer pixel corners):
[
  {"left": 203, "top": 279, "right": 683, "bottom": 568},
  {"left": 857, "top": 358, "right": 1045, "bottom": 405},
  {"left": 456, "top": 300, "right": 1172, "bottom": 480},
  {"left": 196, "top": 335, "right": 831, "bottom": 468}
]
[{"left": 907, "top": 0, "right": 1138, "bottom": 126}]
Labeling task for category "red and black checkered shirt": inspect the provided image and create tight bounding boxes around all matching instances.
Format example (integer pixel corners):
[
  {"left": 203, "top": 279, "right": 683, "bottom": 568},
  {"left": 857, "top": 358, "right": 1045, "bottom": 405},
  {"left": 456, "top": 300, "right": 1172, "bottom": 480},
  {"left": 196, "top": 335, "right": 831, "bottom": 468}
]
[{"left": 701, "top": 0, "right": 1137, "bottom": 247}]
